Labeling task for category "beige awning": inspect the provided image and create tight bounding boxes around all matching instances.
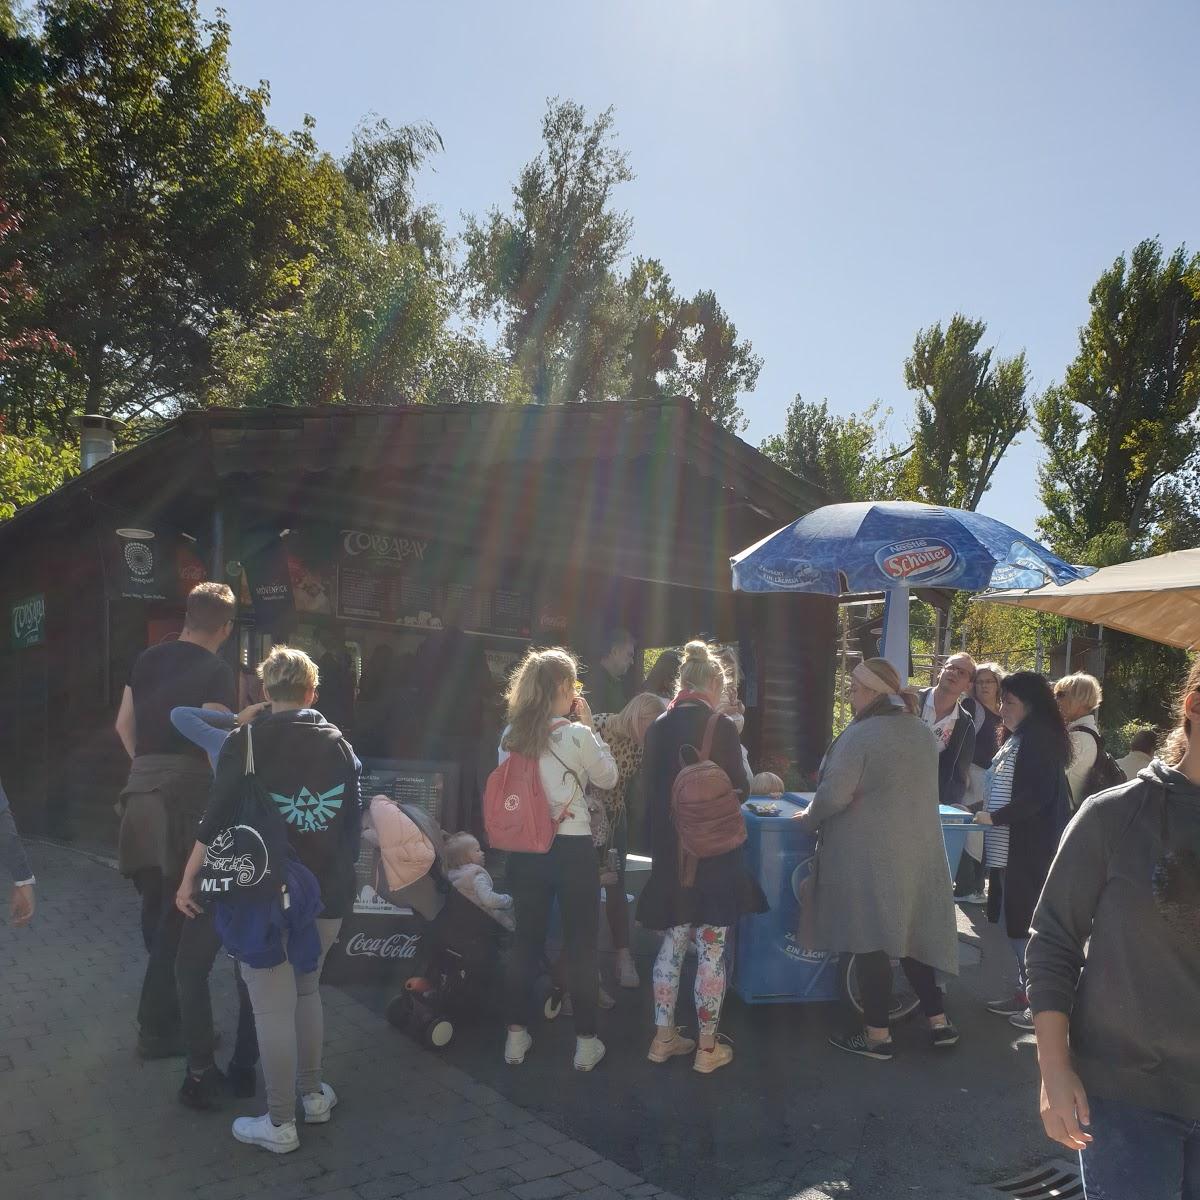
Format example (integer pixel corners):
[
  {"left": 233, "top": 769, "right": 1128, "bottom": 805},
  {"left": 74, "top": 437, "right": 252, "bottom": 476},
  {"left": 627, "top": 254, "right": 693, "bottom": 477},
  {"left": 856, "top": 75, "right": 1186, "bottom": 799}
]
[{"left": 974, "top": 548, "right": 1200, "bottom": 650}]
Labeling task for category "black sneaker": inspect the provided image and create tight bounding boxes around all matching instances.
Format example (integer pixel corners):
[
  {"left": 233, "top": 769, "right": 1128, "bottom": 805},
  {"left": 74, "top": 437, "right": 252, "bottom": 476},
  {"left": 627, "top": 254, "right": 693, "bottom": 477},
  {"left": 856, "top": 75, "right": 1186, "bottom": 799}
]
[
  {"left": 930, "top": 1023, "right": 960, "bottom": 1048},
  {"left": 226, "top": 1062, "right": 257, "bottom": 1099},
  {"left": 829, "top": 1031, "right": 894, "bottom": 1061},
  {"left": 179, "top": 1065, "right": 228, "bottom": 1111},
  {"left": 986, "top": 991, "right": 1028, "bottom": 1016}
]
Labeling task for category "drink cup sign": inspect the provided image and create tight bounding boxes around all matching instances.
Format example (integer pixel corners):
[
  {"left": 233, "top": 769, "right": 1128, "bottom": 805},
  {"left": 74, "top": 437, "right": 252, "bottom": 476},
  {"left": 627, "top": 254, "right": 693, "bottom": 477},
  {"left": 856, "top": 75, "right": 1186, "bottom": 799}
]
[{"left": 11, "top": 594, "right": 45, "bottom": 649}]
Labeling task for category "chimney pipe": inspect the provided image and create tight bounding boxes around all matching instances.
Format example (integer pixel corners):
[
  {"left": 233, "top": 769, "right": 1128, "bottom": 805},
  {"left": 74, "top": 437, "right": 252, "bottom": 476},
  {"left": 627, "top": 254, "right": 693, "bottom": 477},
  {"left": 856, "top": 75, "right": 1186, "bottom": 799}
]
[{"left": 77, "top": 414, "right": 122, "bottom": 470}]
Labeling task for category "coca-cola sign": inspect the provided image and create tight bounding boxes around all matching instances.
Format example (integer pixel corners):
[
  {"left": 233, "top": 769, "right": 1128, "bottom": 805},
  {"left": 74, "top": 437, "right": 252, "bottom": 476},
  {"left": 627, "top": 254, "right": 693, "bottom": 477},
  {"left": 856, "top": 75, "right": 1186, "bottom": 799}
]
[
  {"left": 343, "top": 931, "right": 422, "bottom": 960},
  {"left": 11, "top": 594, "right": 45, "bottom": 649}
]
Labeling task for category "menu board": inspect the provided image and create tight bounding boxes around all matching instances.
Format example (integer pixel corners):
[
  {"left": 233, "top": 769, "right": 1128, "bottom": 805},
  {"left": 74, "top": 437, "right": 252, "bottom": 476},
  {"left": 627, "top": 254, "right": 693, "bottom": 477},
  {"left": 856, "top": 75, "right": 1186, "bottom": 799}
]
[{"left": 491, "top": 588, "right": 531, "bottom": 637}]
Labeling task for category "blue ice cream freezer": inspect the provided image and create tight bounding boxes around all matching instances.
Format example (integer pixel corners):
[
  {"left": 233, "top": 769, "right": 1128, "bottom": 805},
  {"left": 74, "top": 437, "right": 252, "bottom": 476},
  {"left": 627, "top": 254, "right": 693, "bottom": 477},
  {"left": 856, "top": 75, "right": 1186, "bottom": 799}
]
[{"left": 731, "top": 795, "right": 975, "bottom": 1005}]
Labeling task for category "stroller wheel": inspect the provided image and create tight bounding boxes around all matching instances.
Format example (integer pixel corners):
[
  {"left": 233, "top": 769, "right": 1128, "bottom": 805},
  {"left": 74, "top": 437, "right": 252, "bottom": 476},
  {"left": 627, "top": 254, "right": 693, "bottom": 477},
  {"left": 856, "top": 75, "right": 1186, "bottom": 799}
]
[
  {"left": 544, "top": 987, "right": 564, "bottom": 1021},
  {"left": 427, "top": 1019, "right": 454, "bottom": 1049},
  {"left": 386, "top": 992, "right": 414, "bottom": 1031}
]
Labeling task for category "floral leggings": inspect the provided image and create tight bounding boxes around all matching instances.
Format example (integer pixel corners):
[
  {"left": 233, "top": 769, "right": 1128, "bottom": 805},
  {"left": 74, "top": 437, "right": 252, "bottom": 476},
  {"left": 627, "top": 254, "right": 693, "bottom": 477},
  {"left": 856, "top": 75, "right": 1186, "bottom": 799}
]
[{"left": 652, "top": 924, "right": 728, "bottom": 1036}]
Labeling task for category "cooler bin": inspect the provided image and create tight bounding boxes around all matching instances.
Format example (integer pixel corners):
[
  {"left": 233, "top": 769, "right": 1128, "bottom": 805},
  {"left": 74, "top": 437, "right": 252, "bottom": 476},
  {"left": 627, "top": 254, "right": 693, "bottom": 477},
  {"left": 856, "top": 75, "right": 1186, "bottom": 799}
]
[
  {"left": 731, "top": 793, "right": 840, "bottom": 1005},
  {"left": 939, "top": 805, "right": 974, "bottom": 878}
]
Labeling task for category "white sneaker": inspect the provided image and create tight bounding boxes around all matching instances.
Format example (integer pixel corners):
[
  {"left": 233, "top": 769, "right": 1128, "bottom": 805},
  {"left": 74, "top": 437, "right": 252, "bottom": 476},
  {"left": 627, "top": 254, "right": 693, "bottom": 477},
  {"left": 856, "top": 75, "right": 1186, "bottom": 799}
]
[
  {"left": 598, "top": 983, "right": 616, "bottom": 1010},
  {"left": 301, "top": 1082, "right": 337, "bottom": 1124},
  {"left": 616, "top": 952, "right": 640, "bottom": 989},
  {"left": 505, "top": 1028, "right": 533, "bottom": 1065},
  {"left": 573, "top": 1035, "right": 606, "bottom": 1072},
  {"left": 231, "top": 1113, "right": 299, "bottom": 1154}
]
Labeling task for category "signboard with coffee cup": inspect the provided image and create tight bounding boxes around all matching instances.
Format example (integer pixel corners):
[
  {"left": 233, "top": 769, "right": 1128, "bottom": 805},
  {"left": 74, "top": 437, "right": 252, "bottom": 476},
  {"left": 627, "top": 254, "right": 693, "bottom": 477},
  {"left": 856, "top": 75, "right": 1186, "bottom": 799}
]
[{"left": 11, "top": 594, "right": 45, "bottom": 649}]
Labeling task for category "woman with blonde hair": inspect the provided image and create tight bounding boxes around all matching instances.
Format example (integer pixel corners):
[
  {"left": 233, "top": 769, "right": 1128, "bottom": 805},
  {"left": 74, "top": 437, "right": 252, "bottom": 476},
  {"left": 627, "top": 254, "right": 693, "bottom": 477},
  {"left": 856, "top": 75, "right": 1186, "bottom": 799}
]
[
  {"left": 591, "top": 692, "right": 667, "bottom": 988},
  {"left": 1054, "top": 673, "right": 1104, "bottom": 810},
  {"left": 637, "top": 641, "right": 764, "bottom": 1075},
  {"left": 1027, "top": 660, "right": 1200, "bottom": 1197},
  {"left": 498, "top": 647, "right": 618, "bottom": 1072},
  {"left": 795, "top": 657, "right": 961, "bottom": 1060}
]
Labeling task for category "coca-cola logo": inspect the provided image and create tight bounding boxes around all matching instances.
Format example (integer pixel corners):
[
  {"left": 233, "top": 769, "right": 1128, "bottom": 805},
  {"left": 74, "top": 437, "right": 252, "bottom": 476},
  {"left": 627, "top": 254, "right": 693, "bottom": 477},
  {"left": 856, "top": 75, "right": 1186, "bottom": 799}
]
[
  {"left": 343, "top": 931, "right": 422, "bottom": 960},
  {"left": 341, "top": 529, "right": 428, "bottom": 565},
  {"left": 875, "top": 538, "right": 961, "bottom": 586}
]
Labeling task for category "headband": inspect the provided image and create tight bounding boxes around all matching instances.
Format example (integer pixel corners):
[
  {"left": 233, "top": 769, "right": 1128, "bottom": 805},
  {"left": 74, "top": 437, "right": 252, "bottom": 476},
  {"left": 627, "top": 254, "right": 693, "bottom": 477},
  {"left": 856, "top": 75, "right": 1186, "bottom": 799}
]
[{"left": 853, "top": 662, "right": 897, "bottom": 695}]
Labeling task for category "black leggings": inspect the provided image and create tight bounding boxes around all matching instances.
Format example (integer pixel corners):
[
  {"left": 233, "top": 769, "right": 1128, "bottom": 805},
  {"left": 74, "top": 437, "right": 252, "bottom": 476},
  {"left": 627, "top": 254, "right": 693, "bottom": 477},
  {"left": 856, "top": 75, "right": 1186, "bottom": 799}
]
[
  {"left": 852, "top": 951, "right": 944, "bottom": 1030},
  {"left": 505, "top": 835, "right": 599, "bottom": 1036}
]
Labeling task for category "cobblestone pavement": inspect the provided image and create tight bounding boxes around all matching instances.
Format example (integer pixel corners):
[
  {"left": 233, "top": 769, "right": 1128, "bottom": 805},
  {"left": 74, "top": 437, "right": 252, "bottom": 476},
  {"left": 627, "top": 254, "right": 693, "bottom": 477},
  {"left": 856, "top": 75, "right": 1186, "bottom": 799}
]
[{"left": 0, "top": 843, "right": 684, "bottom": 1200}]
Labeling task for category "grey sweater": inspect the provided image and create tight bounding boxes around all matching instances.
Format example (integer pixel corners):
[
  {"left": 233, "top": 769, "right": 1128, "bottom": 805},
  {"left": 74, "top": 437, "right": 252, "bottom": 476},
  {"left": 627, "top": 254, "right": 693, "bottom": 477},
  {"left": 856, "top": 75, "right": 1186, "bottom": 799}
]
[
  {"left": 0, "top": 776, "right": 34, "bottom": 884},
  {"left": 1027, "top": 760, "right": 1200, "bottom": 1121}
]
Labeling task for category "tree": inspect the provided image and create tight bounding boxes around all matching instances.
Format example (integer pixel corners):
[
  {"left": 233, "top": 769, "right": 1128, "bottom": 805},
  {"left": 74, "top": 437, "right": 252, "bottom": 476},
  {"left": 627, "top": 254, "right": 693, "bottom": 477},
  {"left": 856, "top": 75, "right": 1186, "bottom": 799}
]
[
  {"left": 341, "top": 115, "right": 446, "bottom": 263},
  {"left": 0, "top": 0, "right": 355, "bottom": 439},
  {"left": 205, "top": 238, "right": 448, "bottom": 409},
  {"left": 621, "top": 258, "right": 761, "bottom": 430},
  {"left": 463, "top": 98, "right": 633, "bottom": 405},
  {"left": 760, "top": 396, "right": 902, "bottom": 501},
  {"left": 900, "top": 314, "right": 1031, "bottom": 510},
  {"left": 1036, "top": 238, "right": 1200, "bottom": 562},
  {"left": 0, "top": 426, "right": 79, "bottom": 519}
]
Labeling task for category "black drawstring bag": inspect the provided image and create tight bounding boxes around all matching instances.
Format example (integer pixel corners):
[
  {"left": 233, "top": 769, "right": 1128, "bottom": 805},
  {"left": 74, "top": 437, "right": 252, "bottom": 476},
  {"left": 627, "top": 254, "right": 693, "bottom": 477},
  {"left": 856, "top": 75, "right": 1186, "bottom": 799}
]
[{"left": 198, "top": 724, "right": 289, "bottom": 905}]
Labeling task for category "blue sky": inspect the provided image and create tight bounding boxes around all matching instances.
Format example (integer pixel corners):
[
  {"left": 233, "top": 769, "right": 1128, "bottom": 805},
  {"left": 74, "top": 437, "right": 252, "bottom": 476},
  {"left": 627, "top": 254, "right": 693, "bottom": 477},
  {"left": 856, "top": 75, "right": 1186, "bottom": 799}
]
[{"left": 204, "top": 0, "right": 1199, "bottom": 538}]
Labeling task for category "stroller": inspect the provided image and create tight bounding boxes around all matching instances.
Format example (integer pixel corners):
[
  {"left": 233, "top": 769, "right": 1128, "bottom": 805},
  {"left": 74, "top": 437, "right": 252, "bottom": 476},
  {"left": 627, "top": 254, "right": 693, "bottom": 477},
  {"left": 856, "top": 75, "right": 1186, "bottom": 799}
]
[{"left": 367, "top": 800, "right": 509, "bottom": 1049}]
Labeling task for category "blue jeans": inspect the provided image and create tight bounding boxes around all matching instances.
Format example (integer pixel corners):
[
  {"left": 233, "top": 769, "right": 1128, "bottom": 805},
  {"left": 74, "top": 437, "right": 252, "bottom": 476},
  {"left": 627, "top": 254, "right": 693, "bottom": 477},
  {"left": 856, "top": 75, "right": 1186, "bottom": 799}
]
[
  {"left": 1009, "top": 936, "right": 1029, "bottom": 993},
  {"left": 1082, "top": 1095, "right": 1200, "bottom": 1199}
]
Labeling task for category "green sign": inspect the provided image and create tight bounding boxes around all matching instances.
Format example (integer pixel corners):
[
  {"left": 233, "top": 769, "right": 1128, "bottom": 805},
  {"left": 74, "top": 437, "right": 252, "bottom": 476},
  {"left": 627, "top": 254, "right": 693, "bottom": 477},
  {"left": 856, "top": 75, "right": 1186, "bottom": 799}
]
[{"left": 11, "top": 594, "right": 45, "bottom": 649}]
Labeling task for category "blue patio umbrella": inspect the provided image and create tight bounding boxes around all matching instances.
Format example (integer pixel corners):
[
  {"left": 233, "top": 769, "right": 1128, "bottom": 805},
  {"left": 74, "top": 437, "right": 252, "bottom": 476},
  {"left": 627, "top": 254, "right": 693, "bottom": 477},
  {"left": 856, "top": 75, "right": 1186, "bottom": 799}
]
[{"left": 731, "top": 501, "right": 1088, "bottom": 680}]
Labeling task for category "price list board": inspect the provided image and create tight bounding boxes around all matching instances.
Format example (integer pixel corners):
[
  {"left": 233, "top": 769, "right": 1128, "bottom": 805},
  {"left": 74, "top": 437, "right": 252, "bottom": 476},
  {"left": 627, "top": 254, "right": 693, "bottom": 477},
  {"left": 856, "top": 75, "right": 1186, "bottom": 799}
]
[
  {"left": 491, "top": 588, "right": 531, "bottom": 637},
  {"left": 361, "top": 757, "right": 456, "bottom": 825}
]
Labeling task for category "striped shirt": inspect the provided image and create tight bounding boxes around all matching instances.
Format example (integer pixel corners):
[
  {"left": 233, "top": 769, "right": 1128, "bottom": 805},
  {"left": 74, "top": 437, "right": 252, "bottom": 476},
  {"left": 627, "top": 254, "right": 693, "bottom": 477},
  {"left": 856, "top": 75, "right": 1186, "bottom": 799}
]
[{"left": 984, "top": 735, "right": 1019, "bottom": 868}]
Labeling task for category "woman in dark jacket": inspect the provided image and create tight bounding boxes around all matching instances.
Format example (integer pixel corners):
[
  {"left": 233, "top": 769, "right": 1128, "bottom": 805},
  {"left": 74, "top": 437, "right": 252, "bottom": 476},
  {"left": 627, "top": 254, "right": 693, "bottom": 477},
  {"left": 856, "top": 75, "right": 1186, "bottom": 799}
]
[
  {"left": 974, "top": 671, "right": 1071, "bottom": 1030},
  {"left": 636, "top": 640, "right": 765, "bottom": 1075}
]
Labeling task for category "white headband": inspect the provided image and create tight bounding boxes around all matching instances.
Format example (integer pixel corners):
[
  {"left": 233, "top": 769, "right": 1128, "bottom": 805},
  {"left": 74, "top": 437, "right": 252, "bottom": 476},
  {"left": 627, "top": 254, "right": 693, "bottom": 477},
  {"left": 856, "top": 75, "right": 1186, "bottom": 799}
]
[{"left": 853, "top": 662, "right": 897, "bottom": 695}]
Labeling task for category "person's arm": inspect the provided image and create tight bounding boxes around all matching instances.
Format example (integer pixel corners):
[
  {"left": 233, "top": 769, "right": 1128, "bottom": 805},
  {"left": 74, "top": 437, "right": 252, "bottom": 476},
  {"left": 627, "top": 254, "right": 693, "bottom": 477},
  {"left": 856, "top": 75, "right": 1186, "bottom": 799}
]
[
  {"left": 946, "top": 717, "right": 975, "bottom": 808},
  {"left": 569, "top": 708, "right": 619, "bottom": 790},
  {"left": 712, "top": 715, "right": 751, "bottom": 797},
  {"left": 1026, "top": 799, "right": 1111, "bottom": 1149},
  {"left": 175, "top": 840, "right": 208, "bottom": 919},
  {"left": 797, "top": 731, "right": 865, "bottom": 829},
  {"left": 115, "top": 686, "right": 137, "bottom": 759},
  {"left": 472, "top": 868, "right": 513, "bottom": 911},
  {"left": 170, "top": 706, "right": 238, "bottom": 766},
  {"left": 990, "top": 735, "right": 1058, "bottom": 826},
  {"left": 0, "top": 782, "right": 35, "bottom": 926},
  {"left": 1065, "top": 729, "right": 1097, "bottom": 802}
]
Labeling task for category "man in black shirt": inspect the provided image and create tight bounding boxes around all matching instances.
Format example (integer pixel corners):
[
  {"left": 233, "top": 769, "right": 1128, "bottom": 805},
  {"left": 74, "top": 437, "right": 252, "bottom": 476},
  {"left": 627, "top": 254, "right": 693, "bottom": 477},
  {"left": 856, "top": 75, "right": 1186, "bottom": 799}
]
[
  {"left": 115, "top": 582, "right": 236, "bottom": 1060},
  {"left": 587, "top": 627, "right": 636, "bottom": 717}
]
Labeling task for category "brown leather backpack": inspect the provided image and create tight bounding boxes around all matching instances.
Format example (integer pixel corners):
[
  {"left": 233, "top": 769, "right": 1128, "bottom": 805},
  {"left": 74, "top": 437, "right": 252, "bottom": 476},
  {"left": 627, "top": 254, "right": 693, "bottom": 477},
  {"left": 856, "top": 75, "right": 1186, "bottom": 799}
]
[{"left": 670, "top": 712, "right": 746, "bottom": 886}]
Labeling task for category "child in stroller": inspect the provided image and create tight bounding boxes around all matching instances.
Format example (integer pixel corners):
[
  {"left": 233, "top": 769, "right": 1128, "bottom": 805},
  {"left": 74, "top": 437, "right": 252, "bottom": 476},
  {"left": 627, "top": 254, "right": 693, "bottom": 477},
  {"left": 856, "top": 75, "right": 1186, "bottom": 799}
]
[{"left": 363, "top": 797, "right": 509, "bottom": 1049}]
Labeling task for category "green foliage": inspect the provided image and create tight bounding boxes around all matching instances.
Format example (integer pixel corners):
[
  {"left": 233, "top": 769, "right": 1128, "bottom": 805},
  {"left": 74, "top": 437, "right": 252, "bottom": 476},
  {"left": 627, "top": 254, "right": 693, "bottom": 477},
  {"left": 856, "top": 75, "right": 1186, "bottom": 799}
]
[
  {"left": 463, "top": 99, "right": 634, "bottom": 405},
  {"left": 463, "top": 100, "right": 760, "bottom": 429},
  {"left": 900, "top": 314, "right": 1031, "bottom": 510},
  {"left": 1036, "top": 238, "right": 1200, "bottom": 563},
  {"left": 341, "top": 115, "right": 446, "bottom": 262},
  {"left": 760, "top": 396, "right": 902, "bottom": 501},
  {"left": 0, "top": 0, "right": 355, "bottom": 436},
  {"left": 0, "top": 429, "right": 78, "bottom": 518}
]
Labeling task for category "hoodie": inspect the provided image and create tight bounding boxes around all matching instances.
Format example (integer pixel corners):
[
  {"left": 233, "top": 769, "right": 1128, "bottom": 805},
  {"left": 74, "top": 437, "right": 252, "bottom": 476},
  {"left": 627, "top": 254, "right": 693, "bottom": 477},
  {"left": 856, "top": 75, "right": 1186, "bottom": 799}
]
[
  {"left": 199, "top": 709, "right": 363, "bottom": 918},
  {"left": 1027, "top": 760, "right": 1200, "bottom": 1122}
]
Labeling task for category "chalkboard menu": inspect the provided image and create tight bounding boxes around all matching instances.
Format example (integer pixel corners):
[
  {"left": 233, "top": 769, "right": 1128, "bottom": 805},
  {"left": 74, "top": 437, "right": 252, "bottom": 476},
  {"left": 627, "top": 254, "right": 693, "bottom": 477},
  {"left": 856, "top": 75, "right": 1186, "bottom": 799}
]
[
  {"left": 491, "top": 588, "right": 531, "bottom": 636},
  {"left": 361, "top": 757, "right": 456, "bottom": 824}
]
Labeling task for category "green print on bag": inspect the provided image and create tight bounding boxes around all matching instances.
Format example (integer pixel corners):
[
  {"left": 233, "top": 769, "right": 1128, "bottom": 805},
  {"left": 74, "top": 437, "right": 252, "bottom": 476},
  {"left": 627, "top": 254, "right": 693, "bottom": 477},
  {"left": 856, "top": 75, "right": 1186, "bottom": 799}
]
[{"left": 269, "top": 783, "right": 346, "bottom": 832}]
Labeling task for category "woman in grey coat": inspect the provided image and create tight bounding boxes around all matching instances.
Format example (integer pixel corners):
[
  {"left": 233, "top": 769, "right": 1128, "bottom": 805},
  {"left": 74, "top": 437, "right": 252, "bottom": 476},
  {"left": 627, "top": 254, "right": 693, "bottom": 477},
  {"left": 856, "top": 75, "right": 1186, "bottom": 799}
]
[{"left": 795, "top": 658, "right": 961, "bottom": 1061}]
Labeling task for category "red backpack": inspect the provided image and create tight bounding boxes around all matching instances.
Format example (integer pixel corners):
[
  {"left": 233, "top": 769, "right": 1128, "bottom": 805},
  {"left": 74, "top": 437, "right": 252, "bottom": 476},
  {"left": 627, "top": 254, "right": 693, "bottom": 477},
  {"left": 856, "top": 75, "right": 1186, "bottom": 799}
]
[
  {"left": 671, "top": 712, "right": 746, "bottom": 886},
  {"left": 484, "top": 720, "right": 577, "bottom": 854}
]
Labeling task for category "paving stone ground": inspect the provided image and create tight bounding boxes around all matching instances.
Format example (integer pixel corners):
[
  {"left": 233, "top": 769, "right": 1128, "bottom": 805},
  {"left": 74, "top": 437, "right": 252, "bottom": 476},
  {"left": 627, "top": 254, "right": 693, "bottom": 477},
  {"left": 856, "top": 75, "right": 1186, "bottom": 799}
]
[{"left": 0, "top": 842, "right": 684, "bottom": 1200}]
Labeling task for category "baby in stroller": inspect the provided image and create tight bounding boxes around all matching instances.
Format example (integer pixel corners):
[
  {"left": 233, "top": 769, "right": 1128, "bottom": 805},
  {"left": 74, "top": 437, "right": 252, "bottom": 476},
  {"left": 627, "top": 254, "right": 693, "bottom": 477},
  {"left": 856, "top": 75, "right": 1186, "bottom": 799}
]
[{"left": 362, "top": 797, "right": 508, "bottom": 1048}]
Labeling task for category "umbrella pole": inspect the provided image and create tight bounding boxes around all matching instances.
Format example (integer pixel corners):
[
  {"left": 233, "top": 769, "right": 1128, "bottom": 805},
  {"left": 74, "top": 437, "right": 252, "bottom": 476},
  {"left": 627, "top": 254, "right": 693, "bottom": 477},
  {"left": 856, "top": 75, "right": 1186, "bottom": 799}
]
[{"left": 880, "top": 589, "right": 911, "bottom": 685}]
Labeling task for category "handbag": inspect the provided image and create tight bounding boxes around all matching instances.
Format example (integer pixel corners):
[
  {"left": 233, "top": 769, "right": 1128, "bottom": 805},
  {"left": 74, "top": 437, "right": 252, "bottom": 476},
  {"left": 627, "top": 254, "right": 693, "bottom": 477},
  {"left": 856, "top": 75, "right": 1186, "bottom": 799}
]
[{"left": 198, "top": 725, "right": 289, "bottom": 904}]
